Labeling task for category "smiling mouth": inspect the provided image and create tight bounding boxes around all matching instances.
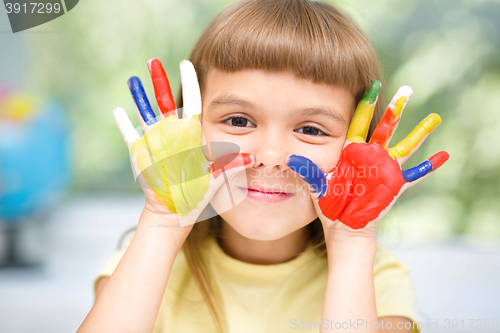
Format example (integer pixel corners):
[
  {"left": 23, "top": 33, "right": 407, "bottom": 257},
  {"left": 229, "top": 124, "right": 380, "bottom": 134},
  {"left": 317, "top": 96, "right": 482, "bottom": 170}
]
[{"left": 238, "top": 186, "right": 294, "bottom": 203}]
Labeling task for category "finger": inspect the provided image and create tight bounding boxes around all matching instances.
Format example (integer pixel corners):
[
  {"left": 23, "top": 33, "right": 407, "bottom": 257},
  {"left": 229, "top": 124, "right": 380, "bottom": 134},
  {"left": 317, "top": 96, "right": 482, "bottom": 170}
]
[
  {"left": 211, "top": 153, "right": 255, "bottom": 181},
  {"left": 127, "top": 76, "right": 157, "bottom": 132},
  {"left": 369, "top": 86, "right": 413, "bottom": 148},
  {"left": 147, "top": 58, "right": 177, "bottom": 118},
  {"left": 388, "top": 113, "right": 441, "bottom": 161},
  {"left": 402, "top": 151, "right": 449, "bottom": 186},
  {"left": 180, "top": 60, "right": 202, "bottom": 119},
  {"left": 204, "top": 153, "right": 255, "bottom": 214},
  {"left": 346, "top": 80, "right": 381, "bottom": 143},
  {"left": 286, "top": 154, "right": 327, "bottom": 199},
  {"left": 177, "top": 152, "right": 256, "bottom": 227},
  {"left": 113, "top": 107, "right": 140, "bottom": 150}
]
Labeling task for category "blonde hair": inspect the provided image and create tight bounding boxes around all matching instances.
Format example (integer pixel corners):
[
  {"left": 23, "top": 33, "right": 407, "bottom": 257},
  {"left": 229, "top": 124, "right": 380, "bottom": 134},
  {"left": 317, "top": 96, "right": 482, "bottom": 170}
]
[{"left": 180, "top": 1, "right": 383, "bottom": 332}]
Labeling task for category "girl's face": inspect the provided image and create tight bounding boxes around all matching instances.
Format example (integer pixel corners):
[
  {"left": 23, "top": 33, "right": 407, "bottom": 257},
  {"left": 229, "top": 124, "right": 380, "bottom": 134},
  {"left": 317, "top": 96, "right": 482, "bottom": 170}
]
[{"left": 201, "top": 68, "right": 355, "bottom": 241}]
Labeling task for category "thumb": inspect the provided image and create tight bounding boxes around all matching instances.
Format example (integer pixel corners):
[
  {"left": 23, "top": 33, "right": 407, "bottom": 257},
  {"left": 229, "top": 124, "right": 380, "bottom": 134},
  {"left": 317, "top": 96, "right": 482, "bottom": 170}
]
[{"left": 286, "top": 154, "right": 327, "bottom": 200}]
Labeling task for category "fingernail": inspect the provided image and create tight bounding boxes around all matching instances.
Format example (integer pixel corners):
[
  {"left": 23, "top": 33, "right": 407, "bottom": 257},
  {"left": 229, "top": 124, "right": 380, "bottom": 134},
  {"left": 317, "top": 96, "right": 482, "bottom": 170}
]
[
  {"left": 429, "top": 151, "right": 449, "bottom": 169},
  {"left": 148, "top": 58, "right": 163, "bottom": 78},
  {"left": 421, "top": 113, "right": 441, "bottom": 133}
]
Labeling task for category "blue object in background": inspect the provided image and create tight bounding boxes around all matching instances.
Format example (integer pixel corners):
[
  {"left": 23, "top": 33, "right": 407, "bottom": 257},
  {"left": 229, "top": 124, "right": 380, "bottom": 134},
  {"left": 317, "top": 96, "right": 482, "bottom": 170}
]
[{"left": 0, "top": 87, "right": 71, "bottom": 222}]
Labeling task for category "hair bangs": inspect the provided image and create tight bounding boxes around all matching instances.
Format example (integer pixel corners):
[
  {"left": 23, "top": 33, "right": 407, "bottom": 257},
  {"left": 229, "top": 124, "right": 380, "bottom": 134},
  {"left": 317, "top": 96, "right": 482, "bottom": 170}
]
[{"left": 191, "top": 0, "right": 379, "bottom": 103}]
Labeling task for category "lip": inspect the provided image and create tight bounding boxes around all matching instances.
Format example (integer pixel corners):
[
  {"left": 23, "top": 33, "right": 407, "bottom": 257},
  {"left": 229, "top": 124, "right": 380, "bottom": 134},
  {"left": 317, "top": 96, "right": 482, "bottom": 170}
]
[{"left": 238, "top": 186, "right": 294, "bottom": 203}]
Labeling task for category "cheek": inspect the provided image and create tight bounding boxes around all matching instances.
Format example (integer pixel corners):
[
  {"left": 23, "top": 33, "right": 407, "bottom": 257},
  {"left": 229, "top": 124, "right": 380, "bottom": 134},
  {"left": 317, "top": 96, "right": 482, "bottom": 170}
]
[
  {"left": 296, "top": 140, "right": 345, "bottom": 173},
  {"left": 200, "top": 118, "right": 217, "bottom": 143},
  {"left": 200, "top": 120, "right": 252, "bottom": 155}
]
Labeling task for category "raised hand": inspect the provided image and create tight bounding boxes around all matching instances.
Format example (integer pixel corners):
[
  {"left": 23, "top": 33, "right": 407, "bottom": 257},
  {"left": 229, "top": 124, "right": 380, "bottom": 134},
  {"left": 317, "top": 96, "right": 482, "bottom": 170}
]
[
  {"left": 114, "top": 59, "right": 255, "bottom": 228},
  {"left": 286, "top": 81, "right": 449, "bottom": 236}
]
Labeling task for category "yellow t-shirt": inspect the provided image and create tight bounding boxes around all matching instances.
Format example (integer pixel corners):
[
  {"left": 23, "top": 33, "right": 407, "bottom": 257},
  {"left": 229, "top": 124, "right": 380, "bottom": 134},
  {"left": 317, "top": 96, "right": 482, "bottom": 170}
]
[{"left": 93, "top": 235, "right": 420, "bottom": 332}]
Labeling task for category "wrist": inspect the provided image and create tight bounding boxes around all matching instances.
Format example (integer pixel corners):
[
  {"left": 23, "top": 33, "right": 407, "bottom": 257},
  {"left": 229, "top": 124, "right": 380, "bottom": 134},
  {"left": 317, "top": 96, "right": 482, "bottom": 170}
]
[
  {"left": 324, "top": 227, "right": 377, "bottom": 266},
  {"left": 322, "top": 219, "right": 377, "bottom": 243},
  {"left": 325, "top": 237, "right": 377, "bottom": 255},
  {"left": 326, "top": 240, "right": 376, "bottom": 273},
  {"left": 137, "top": 207, "right": 192, "bottom": 248}
]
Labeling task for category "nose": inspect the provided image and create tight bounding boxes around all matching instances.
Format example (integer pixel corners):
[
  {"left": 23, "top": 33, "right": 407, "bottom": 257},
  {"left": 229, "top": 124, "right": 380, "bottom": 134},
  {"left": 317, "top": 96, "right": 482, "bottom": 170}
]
[{"left": 252, "top": 142, "right": 289, "bottom": 172}]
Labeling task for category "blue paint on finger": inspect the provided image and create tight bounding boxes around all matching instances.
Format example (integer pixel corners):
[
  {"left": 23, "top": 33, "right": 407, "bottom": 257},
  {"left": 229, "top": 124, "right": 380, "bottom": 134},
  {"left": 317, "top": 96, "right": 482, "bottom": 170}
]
[
  {"left": 128, "top": 76, "right": 157, "bottom": 125},
  {"left": 402, "top": 160, "right": 433, "bottom": 182},
  {"left": 286, "top": 154, "right": 327, "bottom": 199}
]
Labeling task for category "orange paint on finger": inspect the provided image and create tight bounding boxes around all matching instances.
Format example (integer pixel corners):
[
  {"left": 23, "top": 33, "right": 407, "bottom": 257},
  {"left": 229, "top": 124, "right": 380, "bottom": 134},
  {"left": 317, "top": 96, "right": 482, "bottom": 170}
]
[{"left": 369, "top": 95, "right": 407, "bottom": 148}]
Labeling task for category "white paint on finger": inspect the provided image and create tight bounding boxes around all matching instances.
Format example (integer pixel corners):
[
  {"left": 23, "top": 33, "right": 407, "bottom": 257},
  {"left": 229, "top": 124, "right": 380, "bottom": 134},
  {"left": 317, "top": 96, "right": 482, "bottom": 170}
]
[
  {"left": 389, "top": 85, "right": 413, "bottom": 109},
  {"left": 180, "top": 60, "right": 202, "bottom": 119},
  {"left": 384, "top": 85, "right": 414, "bottom": 147},
  {"left": 113, "top": 107, "right": 140, "bottom": 145}
]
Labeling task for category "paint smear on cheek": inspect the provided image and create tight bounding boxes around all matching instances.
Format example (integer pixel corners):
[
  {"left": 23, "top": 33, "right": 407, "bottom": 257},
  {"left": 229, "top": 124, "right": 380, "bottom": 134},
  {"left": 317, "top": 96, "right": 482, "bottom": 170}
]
[{"left": 130, "top": 115, "right": 211, "bottom": 215}]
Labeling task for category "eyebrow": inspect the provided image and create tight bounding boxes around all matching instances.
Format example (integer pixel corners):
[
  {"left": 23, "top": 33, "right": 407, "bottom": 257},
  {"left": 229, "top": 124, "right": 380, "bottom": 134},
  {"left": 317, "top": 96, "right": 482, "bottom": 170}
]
[
  {"left": 206, "top": 94, "right": 347, "bottom": 124},
  {"left": 300, "top": 107, "right": 346, "bottom": 125},
  {"left": 207, "top": 95, "right": 256, "bottom": 110}
]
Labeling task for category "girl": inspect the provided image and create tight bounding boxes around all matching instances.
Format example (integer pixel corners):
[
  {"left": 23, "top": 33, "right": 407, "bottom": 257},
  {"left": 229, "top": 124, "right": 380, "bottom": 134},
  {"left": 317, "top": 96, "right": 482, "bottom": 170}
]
[{"left": 78, "top": 0, "right": 448, "bottom": 332}]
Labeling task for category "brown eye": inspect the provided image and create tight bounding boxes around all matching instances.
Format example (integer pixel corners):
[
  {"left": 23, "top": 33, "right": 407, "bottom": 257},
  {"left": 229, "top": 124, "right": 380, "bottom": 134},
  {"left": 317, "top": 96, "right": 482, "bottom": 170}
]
[
  {"left": 296, "top": 126, "right": 325, "bottom": 136},
  {"left": 225, "top": 117, "right": 255, "bottom": 128}
]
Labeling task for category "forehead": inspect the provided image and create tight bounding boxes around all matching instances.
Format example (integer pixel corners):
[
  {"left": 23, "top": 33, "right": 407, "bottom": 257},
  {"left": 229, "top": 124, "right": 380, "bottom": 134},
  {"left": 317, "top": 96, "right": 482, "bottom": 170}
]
[{"left": 202, "top": 68, "right": 356, "bottom": 120}]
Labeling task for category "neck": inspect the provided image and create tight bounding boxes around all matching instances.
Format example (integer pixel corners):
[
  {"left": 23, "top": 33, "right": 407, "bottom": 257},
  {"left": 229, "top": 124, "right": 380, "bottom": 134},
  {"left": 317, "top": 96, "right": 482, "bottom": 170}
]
[{"left": 217, "top": 219, "right": 310, "bottom": 265}]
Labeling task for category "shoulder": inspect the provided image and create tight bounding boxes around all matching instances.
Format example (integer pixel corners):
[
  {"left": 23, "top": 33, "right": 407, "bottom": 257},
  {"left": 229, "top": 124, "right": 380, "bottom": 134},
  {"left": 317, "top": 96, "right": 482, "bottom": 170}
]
[
  {"left": 374, "top": 242, "right": 410, "bottom": 274},
  {"left": 373, "top": 242, "right": 419, "bottom": 325},
  {"left": 373, "top": 242, "right": 414, "bottom": 293},
  {"left": 93, "top": 236, "right": 192, "bottom": 295}
]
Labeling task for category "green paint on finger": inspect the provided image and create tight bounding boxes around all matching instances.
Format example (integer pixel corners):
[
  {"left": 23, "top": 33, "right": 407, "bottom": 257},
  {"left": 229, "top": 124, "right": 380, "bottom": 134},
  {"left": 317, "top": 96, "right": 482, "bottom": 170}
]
[{"left": 361, "top": 80, "right": 381, "bottom": 105}]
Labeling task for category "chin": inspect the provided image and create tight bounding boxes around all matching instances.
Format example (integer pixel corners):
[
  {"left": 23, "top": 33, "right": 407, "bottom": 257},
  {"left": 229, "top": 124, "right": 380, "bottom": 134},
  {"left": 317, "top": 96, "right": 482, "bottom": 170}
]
[
  {"left": 218, "top": 199, "right": 316, "bottom": 241},
  {"left": 223, "top": 215, "right": 290, "bottom": 241},
  {"left": 209, "top": 173, "right": 318, "bottom": 241}
]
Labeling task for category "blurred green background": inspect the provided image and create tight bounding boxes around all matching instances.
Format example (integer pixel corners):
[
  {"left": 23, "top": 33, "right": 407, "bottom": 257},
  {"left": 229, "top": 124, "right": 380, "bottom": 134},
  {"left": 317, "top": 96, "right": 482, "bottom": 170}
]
[{"left": 3, "top": 0, "right": 500, "bottom": 242}]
